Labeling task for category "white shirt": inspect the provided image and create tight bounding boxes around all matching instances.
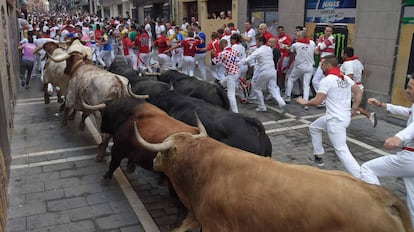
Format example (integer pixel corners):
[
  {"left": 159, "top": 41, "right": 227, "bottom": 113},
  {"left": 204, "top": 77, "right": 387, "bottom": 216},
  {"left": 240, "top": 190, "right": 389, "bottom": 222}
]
[
  {"left": 144, "top": 23, "right": 152, "bottom": 38},
  {"left": 340, "top": 59, "right": 364, "bottom": 84},
  {"left": 243, "top": 45, "right": 274, "bottom": 73},
  {"left": 181, "top": 22, "right": 190, "bottom": 31},
  {"left": 155, "top": 23, "right": 166, "bottom": 38},
  {"left": 390, "top": 104, "right": 414, "bottom": 147},
  {"left": 244, "top": 28, "right": 256, "bottom": 51},
  {"left": 318, "top": 74, "right": 354, "bottom": 121},
  {"left": 290, "top": 40, "right": 315, "bottom": 67},
  {"left": 231, "top": 43, "right": 246, "bottom": 62}
]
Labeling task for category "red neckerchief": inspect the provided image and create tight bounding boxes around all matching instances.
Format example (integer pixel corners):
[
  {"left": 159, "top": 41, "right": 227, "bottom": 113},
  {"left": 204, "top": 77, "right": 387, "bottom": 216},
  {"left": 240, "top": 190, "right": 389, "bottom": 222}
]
[
  {"left": 344, "top": 56, "right": 359, "bottom": 62},
  {"left": 246, "top": 27, "right": 252, "bottom": 33},
  {"left": 224, "top": 47, "right": 232, "bottom": 52},
  {"left": 296, "top": 38, "right": 310, "bottom": 44},
  {"left": 326, "top": 66, "right": 344, "bottom": 80}
]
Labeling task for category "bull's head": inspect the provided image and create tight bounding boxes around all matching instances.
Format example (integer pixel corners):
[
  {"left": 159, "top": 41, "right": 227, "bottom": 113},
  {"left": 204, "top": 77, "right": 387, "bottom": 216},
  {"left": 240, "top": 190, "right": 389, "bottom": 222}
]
[
  {"left": 48, "top": 39, "right": 89, "bottom": 63},
  {"left": 134, "top": 113, "right": 207, "bottom": 171},
  {"left": 133, "top": 113, "right": 207, "bottom": 171}
]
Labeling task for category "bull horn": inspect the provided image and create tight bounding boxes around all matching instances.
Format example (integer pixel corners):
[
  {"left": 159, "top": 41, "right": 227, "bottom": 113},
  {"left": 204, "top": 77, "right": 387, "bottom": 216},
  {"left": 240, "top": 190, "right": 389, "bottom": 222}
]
[
  {"left": 128, "top": 84, "right": 149, "bottom": 99},
  {"left": 81, "top": 98, "right": 106, "bottom": 110},
  {"left": 134, "top": 121, "right": 173, "bottom": 151},
  {"left": 144, "top": 72, "right": 160, "bottom": 77},
  {"left": 48, "top": 52, "right": 71, "bottom": 62},
  {"left": 194, "top": 113, "right": 208, "bottom": 138}
]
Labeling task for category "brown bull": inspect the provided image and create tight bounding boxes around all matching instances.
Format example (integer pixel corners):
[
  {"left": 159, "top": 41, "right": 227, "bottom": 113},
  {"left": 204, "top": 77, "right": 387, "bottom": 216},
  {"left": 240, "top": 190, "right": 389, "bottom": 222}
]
[
  {"left": 135, "top": 124, "right": 413, "bottom": 232},
  {"left": 100, "top": 98, "right": 200, "bottom": 184}
]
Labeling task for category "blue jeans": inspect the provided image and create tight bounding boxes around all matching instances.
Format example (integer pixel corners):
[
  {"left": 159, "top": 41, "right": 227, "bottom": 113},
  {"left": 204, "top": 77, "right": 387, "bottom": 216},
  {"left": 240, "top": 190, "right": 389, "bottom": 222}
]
[{"left": 20, "top": 58, "right": 34, "bottom": 86}]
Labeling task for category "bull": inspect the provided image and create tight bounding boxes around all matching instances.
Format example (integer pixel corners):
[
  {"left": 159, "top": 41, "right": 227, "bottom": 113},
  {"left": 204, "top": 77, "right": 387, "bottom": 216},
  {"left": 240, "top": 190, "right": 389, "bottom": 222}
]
[
  {"left": 149, "top": 90, "right": 271, "bottom": 156},
  {"left": 152, "top": 70, "right": 230, "bottom": 110},
  {"left": 36, "top": 41, "right": 69, "bottom": 104},
  {"left": 108, "top": 57, "right": 170, "bottom": 97},
  {"left": 135, "top": 125, "right": 413, "bottom": 232},
  {"left": 49, "top": 39, "right": 147, "bottom": 161},
  {"left": 99, "top": 97, "right": 199, "bottom": 184}
]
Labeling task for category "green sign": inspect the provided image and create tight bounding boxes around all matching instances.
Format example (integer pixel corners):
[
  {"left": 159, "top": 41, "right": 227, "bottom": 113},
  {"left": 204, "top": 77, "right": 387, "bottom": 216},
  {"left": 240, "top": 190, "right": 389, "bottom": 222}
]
[{"left": 407, "top": 0, "right": 414, "bottom": 6}]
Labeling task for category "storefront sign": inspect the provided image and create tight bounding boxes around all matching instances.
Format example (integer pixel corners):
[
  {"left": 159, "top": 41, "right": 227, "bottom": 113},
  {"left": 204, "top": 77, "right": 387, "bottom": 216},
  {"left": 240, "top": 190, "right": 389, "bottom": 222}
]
[{"left": 306, "top": 0, "right": 357, "bottom": 23}]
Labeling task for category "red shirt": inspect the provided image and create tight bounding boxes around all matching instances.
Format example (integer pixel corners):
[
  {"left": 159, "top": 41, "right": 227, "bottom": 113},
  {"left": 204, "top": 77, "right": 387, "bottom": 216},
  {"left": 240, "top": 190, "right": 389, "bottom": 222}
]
[
  {"left": 206, "top": 39, "right": 222, "bottom": 57},
  {"left": 180, "top": 38, "right": 201, "bottom": 57},
  {"left": 263, "top": 31, "right": 275, "bottom": 44},
  {"left": 154, "top": 35, "right": 170, "bottom": 54},
  {"left": 276, "top": 33, "right": 292, "bottom": 57},
  {"left": 94, "top": 29, "right": 103, "bottom": 42},
  {"left": 212, "top": 47, "right": 239, "bottom": 75},
  {"left": 135, "top": 33, "right": 150, "bottom": 53},
  {"left": 122, "top": 37, "right": 134, "bottom": 55}
]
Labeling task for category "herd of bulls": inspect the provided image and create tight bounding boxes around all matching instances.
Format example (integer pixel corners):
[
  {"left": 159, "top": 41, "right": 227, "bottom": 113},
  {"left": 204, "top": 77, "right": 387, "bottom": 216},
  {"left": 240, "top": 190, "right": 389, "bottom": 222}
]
[{"left": 39, "top": 39, "right": 413, "bottom": 231}]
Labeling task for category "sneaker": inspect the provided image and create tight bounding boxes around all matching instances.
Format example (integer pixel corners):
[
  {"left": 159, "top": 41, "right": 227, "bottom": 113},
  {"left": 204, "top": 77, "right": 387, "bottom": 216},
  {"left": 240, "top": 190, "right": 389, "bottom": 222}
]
[
  {"left": 265, "top": 95, "right": 273, "bottom": 101},
  {"left": 369, "top": 112, "right": 377, "bottom": 128},
  {"left": 304, "top": 106, "right": 309, "bottom": 110},
  {"left": 283, "top": 96, "right": 291, "bottom": 103},
  {"left": 255, "top": 107, "right": 267, "bottom": 112},
  {"left": 280, "top": 105, "right": 287, "bottom": 114},
  {"left": 21, "top": 80, "right": 25, "bottom": 87},
  {"left": 317, "top": 102, "right": 326, "bottom": 108},
  {"left": 308, "top": 155, "right": 325, "bottom": 167},
  {"left": 25, "top": 85, "right": 30, "bottom": 89}
]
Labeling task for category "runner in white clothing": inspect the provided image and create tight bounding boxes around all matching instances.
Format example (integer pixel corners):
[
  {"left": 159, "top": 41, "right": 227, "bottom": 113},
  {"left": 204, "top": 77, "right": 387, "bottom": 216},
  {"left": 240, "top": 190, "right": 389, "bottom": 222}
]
[
  {"left": 297, "top": 55, "right": 363, "bottom": 178},
  {"left": 284, "top": 30, "right": 315, "bottom": 110},
  {"left": 361, "top": 78, "right": 414, "bottom": 224},
  {"left": 240, "top": 36, "right": 287, "bottom": 113},
  {"left": 340, "top": 47, "right": 377, "bottom": 127},
  {"left": 312, "top": 25, "right": 335, "bottom": 98}
]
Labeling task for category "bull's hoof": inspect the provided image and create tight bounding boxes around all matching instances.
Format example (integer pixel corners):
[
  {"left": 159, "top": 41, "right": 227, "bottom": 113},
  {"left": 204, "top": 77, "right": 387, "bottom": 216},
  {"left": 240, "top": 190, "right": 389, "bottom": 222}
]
[
  {"left": 57, "top": 98, "right": 63, "bottom": 104},
  {"left": 101, "top": 177, "right": 110, "bottom": 186},
  {"left": 44, "top": 98, "right": 50, "bottom": 104}
]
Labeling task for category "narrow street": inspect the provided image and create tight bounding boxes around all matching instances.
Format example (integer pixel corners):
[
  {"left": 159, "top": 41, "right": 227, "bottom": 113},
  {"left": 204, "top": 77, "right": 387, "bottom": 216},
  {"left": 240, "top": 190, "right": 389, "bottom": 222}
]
[{"left": 7, "top": 75, "right": 406, "bottom": 231}]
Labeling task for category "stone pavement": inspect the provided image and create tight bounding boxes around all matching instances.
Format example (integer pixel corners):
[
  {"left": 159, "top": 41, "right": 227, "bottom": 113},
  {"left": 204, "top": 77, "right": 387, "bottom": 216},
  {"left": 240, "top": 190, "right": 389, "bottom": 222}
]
[
  {"left": 6, "top": 70, "right": 408, "bottom": 232},
  {"left": 7, "top": 77, "right": 146, "bottom": 232}
]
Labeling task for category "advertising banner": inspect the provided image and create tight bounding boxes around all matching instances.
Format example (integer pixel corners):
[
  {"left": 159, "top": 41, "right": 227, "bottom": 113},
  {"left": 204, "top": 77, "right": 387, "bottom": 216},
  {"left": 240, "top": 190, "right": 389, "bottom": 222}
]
[{"left": 306, "top": 0, "right": 357, "bottom": 23}]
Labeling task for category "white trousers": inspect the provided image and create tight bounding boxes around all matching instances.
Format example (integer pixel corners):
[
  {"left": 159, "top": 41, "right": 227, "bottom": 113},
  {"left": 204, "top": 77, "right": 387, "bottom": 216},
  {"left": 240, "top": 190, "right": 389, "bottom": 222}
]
[
  {"left": 171, "top": 48, "right": 183, "bottom": 69},
  {"left": 252, "top": 69, "right": 285, "bottom": 110},
  {"left": 309, "top": 116, "right": 361, "bottom": 178},
  {"left": 210, "top": 62, "right": 226, "bottom": 81},
  {"left": 225, "top": 73, "right": 240, "bottom": 113},
  {"left": 286, "top": 63, "right": 313, "bottom": 101},
  {"left": 128, "top": 49, "right": 138, "bottom": 70},
  {"left": 137, "top": 53, "right": 152, "bottom": 72},
  {"left": 182, "top": 56, "right": 196, "bottom": 77},
  {"left": 157, "top": 53, "right": 171, "bottom": 71},
  {"left": 361, "top": 150, "right": 414, "bottom": 224},
  {"left": 312, "top": 64, "right": 324, "bottom": 91},
  {"left": 194, "top": 52, "right": 207, "bottom": 80},
  {"left": 98, "top": 50, "right": 114, "bottom": 67}
]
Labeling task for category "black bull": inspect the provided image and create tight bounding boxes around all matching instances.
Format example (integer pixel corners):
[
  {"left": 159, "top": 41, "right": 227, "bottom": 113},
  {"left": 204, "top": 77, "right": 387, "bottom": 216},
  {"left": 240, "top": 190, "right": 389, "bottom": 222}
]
[
  {"left": 149, "top": 91, "right": 272, "bottom": 157},
  {"left": 156, "top": 70, "right": 230, "bottom": 110},
  {"left": 108, "top": 59, "right": 230, "bottom": 110}
]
